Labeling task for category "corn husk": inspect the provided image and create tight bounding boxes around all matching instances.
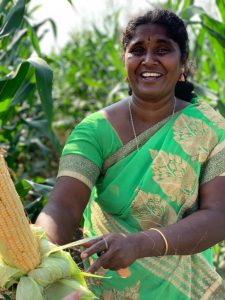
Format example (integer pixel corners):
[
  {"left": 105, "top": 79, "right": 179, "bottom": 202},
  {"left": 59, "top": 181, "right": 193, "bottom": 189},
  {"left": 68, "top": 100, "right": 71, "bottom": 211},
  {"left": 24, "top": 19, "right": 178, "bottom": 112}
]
[
  {"left": 0, "top": 226, "right": 96, "bottom": 300},
  {"left": 0, "top": 151, "right": 96, "bottom": 299}
]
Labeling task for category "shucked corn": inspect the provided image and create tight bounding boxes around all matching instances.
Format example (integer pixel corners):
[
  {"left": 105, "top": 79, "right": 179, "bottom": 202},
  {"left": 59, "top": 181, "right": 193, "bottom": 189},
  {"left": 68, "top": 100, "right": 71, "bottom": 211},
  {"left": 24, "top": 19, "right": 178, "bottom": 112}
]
[
  {"left": 0, "top": 150, "right": 95, "bottom": 300},
  {"left": 0, "top": 150, "right": 41, "bottom": 272}
]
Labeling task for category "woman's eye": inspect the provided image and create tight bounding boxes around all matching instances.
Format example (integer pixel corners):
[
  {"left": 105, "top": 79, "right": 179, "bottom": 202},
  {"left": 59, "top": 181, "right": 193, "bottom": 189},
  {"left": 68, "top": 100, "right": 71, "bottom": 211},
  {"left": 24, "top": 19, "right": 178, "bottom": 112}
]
[
  {"left": 156, "top": 48, "right": 170, "bottom": 55},
  {"left": 130, "top": 47, "right": 145, "bottom": 55}
]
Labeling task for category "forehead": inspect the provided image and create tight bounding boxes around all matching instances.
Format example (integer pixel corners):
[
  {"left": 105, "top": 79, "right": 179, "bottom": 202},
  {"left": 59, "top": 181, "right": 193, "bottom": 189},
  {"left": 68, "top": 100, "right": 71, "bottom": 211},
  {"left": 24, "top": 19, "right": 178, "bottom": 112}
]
[{"left": 129, "top": 23, "right": 176, "bottom": 45}]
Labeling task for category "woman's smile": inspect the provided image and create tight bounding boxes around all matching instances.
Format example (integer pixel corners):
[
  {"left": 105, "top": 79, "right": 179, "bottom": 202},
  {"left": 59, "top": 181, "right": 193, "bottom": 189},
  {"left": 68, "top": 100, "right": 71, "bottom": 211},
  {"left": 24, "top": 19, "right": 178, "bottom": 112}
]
[{"left": 140, "top": 71, "right": 164, "bottom": 81}]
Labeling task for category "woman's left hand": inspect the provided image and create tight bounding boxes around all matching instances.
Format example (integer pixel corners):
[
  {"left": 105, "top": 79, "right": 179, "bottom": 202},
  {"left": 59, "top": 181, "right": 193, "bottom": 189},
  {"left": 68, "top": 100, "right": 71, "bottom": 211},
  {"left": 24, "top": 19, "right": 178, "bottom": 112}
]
[{"left": 80, "top": 233, "right": 140, "bottom": 273}]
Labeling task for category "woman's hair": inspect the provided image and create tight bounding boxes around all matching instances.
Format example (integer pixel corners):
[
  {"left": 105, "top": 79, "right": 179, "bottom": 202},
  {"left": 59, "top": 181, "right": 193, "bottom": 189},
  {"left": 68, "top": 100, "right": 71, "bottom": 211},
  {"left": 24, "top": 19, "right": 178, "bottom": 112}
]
[{"left": 123, "top": 9, "right": 196, "bottom": 102}]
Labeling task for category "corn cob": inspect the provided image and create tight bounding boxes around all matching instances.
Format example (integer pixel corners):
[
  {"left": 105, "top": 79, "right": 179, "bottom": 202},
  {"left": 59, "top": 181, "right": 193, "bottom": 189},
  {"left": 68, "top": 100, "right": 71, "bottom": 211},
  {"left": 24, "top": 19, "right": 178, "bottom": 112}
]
[{"left": 0, "top": 151, "right": 41, "bottom": 273}]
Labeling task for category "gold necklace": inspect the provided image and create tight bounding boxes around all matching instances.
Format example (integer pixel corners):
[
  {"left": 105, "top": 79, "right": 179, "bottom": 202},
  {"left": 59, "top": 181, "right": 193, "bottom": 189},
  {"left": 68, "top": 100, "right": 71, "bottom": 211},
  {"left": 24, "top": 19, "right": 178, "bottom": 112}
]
[{"left": 128, "top": 97, "right": 177, "bottom": 152}]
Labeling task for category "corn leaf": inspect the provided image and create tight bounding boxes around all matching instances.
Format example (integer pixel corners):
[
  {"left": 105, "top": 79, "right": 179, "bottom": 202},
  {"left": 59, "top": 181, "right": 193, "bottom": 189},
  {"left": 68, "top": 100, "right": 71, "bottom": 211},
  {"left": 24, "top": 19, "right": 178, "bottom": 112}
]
[
  {"left": 0, "top": 0, "right": 8, "bottom": 12},
  {"left": 27, "top": 57, "right": 53, "bottom": 125},
  {"left": 0, "top": 57, "right": 53, "bottom": 126},
  {"left": 67, "top": 0, "right": 73, "bottom": 5},
  {"left": 25, "top": 180, "right": 53, "bottom": 196},
  {"left": 33, "top": 19, "right": 57, "bottom": 39},
  {"left": 27, "top": 24, "right": 41, "bottom": 57},
  {"left": 193, "top": 82, "right": 218, "bottom": 101},
  {"left": 0, "top": 62, "right": 30, "bottom": 102},
  {"left": 201, "top": 13, "right": 225, "bottom": 47},
  {"left": 10, "top": 81, "right": 35, "bottom": 107},
  {"left": 216, "top": 0, "right": 225, "bottom": 23},
  {"left": 0, "top": 0, "right": 25, "bottom": 38},
  {"left": 181, "top": 5, "right": 204, "bottom": 20},
  {"left": 217, "top": 101, "right": 225, "bottom": 118}
]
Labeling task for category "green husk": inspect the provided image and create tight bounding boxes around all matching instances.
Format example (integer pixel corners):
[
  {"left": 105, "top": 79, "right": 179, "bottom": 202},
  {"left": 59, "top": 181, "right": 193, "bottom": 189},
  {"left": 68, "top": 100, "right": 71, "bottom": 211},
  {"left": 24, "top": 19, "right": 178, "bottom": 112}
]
[
  {"left": 0, "top": 226, "right": 96, "bottom": 300},
  {"left": 16, "top": 277, "right": 43, "bottom": 300},
  {"left": 0, "top": 259, "right": 24, "bottom": 289},
  {"left": 45, "top": 279, "right": 94, "bottom": 300}
]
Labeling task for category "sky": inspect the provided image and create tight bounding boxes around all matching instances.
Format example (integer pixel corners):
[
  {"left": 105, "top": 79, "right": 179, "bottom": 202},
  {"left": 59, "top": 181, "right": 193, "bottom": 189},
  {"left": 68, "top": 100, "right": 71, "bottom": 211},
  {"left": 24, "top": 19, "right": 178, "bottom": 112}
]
[{"left": 29, "top": 0, "right": 217, "bottom": 54}]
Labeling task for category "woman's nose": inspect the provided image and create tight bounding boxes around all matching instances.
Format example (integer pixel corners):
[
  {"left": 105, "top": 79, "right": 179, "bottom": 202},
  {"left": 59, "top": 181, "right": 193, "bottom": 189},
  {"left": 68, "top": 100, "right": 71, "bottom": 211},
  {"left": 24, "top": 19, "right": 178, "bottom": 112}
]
[{"left": 142, "top": 50, "right": 158, "bottom": 65}]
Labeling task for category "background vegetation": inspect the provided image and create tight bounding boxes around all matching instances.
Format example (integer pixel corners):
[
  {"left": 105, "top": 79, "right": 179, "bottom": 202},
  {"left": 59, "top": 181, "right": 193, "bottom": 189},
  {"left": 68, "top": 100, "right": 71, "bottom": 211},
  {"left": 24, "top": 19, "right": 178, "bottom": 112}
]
[{"left": 0, "top": 0, "right": 224, "bottom": 277}]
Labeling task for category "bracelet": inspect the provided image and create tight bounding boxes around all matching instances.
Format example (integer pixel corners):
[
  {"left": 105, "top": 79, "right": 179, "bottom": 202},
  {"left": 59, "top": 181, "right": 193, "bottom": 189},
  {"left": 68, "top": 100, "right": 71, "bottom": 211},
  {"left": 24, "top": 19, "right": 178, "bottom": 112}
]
[{"left": 149, "top": 228, "right": 169, "bottom": 256}]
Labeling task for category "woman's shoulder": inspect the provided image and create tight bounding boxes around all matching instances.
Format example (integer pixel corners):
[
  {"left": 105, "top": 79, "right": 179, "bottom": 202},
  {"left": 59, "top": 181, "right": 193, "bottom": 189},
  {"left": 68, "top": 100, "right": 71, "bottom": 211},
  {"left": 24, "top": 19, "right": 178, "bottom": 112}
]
[
  {"left": 79, "top": 98, "right": 127, "bottom": 126},
  {"left": 191, "top": 98, "right": 225, "bottom": 132}
]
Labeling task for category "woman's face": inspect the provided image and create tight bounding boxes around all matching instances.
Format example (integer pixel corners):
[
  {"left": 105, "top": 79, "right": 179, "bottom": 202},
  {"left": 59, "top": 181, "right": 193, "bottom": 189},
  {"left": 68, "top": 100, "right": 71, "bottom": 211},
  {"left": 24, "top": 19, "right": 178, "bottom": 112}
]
[{"left": 124, "top": 24, "right": 183, "bottom": 101}]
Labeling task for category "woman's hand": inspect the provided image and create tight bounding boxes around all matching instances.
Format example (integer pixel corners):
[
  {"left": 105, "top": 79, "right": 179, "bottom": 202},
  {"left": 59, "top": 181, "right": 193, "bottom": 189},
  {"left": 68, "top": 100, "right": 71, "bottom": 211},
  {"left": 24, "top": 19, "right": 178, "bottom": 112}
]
[
  {"left": 62, "top": 291, "right": 83, "bottom": 300},
  {"left": 80, "top": 233, "right": 140, "bottom": 273}
]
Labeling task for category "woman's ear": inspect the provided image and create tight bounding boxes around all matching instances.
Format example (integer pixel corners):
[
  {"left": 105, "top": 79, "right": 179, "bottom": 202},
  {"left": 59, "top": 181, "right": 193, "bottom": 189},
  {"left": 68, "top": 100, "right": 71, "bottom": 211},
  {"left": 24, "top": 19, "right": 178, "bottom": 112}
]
[
  {"left": 178, "top": 67, "right": 185, "bottom": 82},
  {"left": 179, "top": 74, "right": 185, "bottom": 82}
]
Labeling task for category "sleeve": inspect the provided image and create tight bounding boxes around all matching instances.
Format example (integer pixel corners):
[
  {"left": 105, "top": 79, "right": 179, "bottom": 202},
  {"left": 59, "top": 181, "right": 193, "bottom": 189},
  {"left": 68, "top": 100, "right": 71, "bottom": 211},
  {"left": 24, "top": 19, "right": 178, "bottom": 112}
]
[{"left": 57, "top": 114, "right": 103, "bottom": 190}]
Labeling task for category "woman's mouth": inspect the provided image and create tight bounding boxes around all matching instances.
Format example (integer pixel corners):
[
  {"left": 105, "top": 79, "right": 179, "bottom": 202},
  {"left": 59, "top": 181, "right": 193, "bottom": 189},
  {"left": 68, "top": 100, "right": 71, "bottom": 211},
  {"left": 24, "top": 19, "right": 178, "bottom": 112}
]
[{"left": 140, "top": 72, "right": 163, "bottom": 81}]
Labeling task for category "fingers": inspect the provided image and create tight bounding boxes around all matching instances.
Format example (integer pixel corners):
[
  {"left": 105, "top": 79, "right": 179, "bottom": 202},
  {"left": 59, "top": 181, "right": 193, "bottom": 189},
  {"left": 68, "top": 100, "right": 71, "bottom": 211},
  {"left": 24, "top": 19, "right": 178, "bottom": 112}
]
[
  {"left": 78, "top": 236, "right": 102, "bottom": 249},
  {"left": 80, "top": 233, "right": 135, "bottom": 275},
  {"left": 81, "top": 237, "right": 108, "bottom": 260},
  {"left": 81, "top": 236, "right": 111, "bottom": 273},
  {"left": 87, "top": 253, "right": 109, "bottom": 273}
]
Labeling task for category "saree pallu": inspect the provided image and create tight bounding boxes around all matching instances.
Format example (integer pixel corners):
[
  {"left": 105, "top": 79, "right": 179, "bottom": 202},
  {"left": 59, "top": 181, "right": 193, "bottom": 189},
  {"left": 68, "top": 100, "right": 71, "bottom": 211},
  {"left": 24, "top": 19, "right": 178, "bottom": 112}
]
[{"left": 58, "top": 99, "right": 225, "bottom": 299}]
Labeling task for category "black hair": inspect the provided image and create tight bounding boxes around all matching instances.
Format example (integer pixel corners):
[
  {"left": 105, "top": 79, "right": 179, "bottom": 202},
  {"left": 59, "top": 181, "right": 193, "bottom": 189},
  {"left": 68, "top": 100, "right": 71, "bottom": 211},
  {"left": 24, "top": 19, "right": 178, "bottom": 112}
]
[{"left": 123, "top": 9, "right": 196, "bottom": 102}]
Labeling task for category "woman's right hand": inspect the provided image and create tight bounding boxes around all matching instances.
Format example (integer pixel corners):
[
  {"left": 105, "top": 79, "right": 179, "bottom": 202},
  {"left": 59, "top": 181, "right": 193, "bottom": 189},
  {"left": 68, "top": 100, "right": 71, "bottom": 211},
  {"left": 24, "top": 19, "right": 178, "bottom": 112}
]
[{"left": 62, "top": 291, "right": 83, "bottom": 300}]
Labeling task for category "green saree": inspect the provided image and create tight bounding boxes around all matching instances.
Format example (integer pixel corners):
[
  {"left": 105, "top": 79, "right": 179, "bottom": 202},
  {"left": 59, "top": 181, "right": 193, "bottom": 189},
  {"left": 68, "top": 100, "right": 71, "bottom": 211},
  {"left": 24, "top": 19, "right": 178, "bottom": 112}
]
[{"left": 58, "top": 99, "right": 225, "bottom": 299}]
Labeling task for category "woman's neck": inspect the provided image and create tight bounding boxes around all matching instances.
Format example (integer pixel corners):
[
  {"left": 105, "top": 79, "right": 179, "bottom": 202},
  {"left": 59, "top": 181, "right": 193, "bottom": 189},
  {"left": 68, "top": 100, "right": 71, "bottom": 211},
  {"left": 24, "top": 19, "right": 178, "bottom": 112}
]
[{"left": 129, "top": 94, "right": 177, "bottom": 124}]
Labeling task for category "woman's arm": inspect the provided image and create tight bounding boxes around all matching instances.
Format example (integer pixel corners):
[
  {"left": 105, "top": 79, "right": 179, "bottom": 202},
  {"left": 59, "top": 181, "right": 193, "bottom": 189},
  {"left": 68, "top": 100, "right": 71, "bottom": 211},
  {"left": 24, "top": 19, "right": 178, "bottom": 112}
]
[
  {"left": 156, "top": 176, "right": 225, "bottom": 255},
  {"left": 81, "top": 176, "right": 225, "bottom": 273},
  {"left": 35, "top": 176, "right": 91, "bottom": 245}
]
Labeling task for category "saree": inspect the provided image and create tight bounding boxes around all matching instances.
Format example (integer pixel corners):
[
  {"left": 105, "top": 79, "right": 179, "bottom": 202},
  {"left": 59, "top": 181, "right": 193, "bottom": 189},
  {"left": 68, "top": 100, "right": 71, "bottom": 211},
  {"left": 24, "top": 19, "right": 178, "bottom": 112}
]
[{"left": 58, "top": 98, "right": 225, "bottom": 299}]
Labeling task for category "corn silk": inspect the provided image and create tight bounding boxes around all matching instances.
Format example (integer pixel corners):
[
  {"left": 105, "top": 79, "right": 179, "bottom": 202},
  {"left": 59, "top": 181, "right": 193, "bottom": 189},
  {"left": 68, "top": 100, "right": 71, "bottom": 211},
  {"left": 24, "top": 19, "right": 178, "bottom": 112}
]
[{"left": 0, "top": 226, "right": 96, "bottom": 300}]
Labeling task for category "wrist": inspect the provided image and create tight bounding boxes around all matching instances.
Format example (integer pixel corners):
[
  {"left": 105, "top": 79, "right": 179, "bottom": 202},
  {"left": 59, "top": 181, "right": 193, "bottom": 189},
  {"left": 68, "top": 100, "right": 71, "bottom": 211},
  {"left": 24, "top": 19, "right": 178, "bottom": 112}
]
[
  {"left": 130, "top": 232, "right": 155, "bottom": 259},
  {"left": 133, "top": 229, "right": 169, "bottom": 258},
  {"left": 128, "top": 233, "right": 144, "bottom": 260}
]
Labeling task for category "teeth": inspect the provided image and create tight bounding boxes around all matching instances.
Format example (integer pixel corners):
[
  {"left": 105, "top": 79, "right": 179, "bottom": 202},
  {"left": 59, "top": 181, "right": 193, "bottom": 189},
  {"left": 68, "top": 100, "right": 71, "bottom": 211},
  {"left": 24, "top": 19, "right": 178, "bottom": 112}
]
[{"left": 141, "top": 72, "right": 162, "bottom": 78}]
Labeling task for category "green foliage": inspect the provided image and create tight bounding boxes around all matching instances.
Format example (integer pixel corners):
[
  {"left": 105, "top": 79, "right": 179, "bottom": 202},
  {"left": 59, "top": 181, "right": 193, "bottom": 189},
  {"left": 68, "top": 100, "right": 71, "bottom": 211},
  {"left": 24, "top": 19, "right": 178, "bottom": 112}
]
[
  {"left": 0, "top": 0, "right": 59, "bottom": 221},
  {"left": 51, "top": 14, "right": 127, "bottom": 142},
  {"left": 0, "top": 0, "right": 25, "bottom": 38}
]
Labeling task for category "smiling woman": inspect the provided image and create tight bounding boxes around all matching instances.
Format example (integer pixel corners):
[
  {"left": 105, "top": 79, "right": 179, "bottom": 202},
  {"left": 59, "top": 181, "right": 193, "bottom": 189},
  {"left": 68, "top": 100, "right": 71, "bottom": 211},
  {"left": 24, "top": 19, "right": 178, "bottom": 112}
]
[
  {"left": 124, "top": 24, "right": 182, "bottom": 104},
  {"left": 36, "top": 9, "right": 225, "bottom": 299}
]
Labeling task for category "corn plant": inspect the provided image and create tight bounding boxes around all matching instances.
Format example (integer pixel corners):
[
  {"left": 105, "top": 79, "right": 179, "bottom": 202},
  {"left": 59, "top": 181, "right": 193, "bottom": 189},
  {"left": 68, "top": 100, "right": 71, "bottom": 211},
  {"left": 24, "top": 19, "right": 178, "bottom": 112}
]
[
  {"left": 51, "top": 12, "right": 127, "bottom": 144},
  {"left": 0, "top": 0, "right": 61, "bottom": 221},
  {"left": 161, "top": 0, "right": 225, "bottom": 112}
]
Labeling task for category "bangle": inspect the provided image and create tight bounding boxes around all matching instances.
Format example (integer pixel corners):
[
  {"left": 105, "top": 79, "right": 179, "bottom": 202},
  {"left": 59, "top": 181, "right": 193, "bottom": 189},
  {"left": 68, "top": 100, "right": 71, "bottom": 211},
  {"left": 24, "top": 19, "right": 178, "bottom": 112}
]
[{"left": 149, "top": 228, "right": 168, "bottom": 256}]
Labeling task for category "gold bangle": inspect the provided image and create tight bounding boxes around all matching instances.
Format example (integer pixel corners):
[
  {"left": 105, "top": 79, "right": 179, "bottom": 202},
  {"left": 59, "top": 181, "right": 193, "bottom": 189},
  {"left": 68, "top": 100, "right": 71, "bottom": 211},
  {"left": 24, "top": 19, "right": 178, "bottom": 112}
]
[{"left": 149, "top": 228, "right": 168, "bottom": 256}]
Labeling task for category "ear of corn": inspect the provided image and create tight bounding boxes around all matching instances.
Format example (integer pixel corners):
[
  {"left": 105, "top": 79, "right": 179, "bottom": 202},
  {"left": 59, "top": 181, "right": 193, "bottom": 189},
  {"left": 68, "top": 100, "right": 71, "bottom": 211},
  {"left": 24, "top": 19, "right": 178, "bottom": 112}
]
[
  {"left": 0, "top": 151, "right": 41, "bottom": 273},
  {"left": 0, "top": 150, "right": 96, "bottom": 299}
]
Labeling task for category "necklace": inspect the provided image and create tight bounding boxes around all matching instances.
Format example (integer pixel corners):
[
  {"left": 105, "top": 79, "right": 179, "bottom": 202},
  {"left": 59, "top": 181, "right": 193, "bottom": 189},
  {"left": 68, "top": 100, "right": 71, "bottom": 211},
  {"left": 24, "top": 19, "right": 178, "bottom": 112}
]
[{"left": 128, "top": 97, "right": 177, "bottom": 151}]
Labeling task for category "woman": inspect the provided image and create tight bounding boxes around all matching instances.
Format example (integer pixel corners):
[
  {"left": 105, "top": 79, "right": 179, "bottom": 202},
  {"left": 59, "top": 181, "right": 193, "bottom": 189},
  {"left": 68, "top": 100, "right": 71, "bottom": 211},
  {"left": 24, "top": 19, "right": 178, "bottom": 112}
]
[{"left": 36, "top": 9, "right": 225, "bottom": 299}]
